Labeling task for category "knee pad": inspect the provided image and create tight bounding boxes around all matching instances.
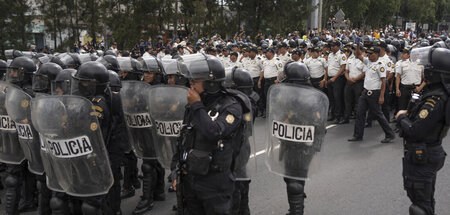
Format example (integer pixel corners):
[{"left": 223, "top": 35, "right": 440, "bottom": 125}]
[
  {"left": 286, "top": 180, "right": 304, "bottom": 195},
  {"left": 81, "top": 202, "right": 101, "bottom": 215},
  {"left": 141, "top": 163, "right": 152, "bottom": 174},
  {"left": 409, "top": 204, "right": 428, "bottom": 215},
  {"left": 50, "top": 196, "right": 66, "bottom": 210},
  {"left": 4, "top": 175, "right": 19, "bottom": 188}
]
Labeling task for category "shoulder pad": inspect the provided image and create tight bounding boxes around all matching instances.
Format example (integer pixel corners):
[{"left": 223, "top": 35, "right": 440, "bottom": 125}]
[
  {"left": 378, "top": 62, "right": 383, "bottom": 64},
  {"left": 276, "top": 58, "right": 280, "bottom": 60},
  {"left": 257, "top": 57, "right": 261, "bottom": 60},
  {"left": 224, "top": 89, "right": 251, "bottom": 114}
]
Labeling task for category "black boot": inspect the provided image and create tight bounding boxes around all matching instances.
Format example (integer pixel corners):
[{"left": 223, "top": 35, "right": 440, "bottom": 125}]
[
  {"left": 239, "top": 181, "right": 251, "bottom": 215},
  {"left": 132, "top": 162, "right": 154, "bottom": 215},
  {"left": 37, "top": 177, "right": 52, "bottom": 215},
  {"left": 284, "top": 178, "right": 305, "bottom": 215},
  {"left": 120, "top": 186, "right": 135, "bottom": 199},
  {"left": 5, "top": 168, "right": 21, "bottom": 215}
]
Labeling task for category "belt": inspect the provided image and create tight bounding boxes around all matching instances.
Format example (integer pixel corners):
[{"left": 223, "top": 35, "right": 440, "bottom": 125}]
[
  {"left": 363, "top": 89, "right": 380, "bottom": 96},
  {"left": 265, "top": 77, "right": 277, "bottom": 81},
  {"left": 400, "top": 84, "right": 416, "bottom": 89},
  {"left": 405, "top": 143, "right": 442, "bottom": 151},
  {"left": 311, "top": 76, "right": 324, "bottom": 82}
]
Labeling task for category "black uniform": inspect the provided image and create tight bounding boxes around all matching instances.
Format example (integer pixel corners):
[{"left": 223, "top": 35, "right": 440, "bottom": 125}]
[
  {"left": 397, "top": 84, "right": 448, "bottom": 215},
  {"left": 181, "top": 92, "right": 243, "bottom": 215}
]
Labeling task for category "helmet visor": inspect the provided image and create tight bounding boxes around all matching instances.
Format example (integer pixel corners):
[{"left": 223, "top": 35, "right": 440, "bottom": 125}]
[
  {"left": 51, "top": 80, "right": 72, "bottom": 95},
  {"left": 6, "top": 67, "right": 24, "bottom": 83},
  {"left": 32, "top": 74, "right": 50, "bottom": 92}
]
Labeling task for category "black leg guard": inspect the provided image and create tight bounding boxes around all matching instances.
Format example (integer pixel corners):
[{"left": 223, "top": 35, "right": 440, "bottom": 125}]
[
  {"left": 50, "top": 192, "right": 69, "bottom": 215},
  {"left": 409, "top": 204, "right": 428, "bottom": 215},
  {"left": 5, "top": 165, "right": 22, "bottom": 215},
  {"left": 37, "top": 176, "right": 52, "bottom": 215},
  {"left": 19, "top": 166, "right": 37, "bottom": 212},
  {"left": 153, "top": 161, "right": 165, "bottom": 201},
  {"left": 232, "top": 181, "right": 242, "bottom": 215},
  {"left": 108, "top": 149, "right": 123, "bottom": 214},
  {"left": 133, "top": 161, "right": 155, "bottom": 215},
  {"left": 239, "top": 180, "right": 251, "bottom": 215},
  {"left": 81, "top": 201, "right": 101, "bottom": 215},
  {"left": 284, "top": 178, "right": 306, "bottom": 215}
]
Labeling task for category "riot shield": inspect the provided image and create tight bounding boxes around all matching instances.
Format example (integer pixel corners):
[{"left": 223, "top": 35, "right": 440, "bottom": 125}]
[
  {"left": 31, "top": 95, "right": 113, "bottom": 197},
  {"left": 231, "top": 90, "right": 257, "bottom": 181},
  {"left": 120, "top": 81, "right": 158, "bottom": 159},
  {"left": 0, "top": 81, "right": 25, "bottom": 164},
  {"left": 5, "top": 84, "right": 44, "bottom": 175},
  {"left": 147, "top": 85, "right": 187, "bottom": 169},
  {"left": 265, "top": 83, "right": 328, "bottom": 180}
]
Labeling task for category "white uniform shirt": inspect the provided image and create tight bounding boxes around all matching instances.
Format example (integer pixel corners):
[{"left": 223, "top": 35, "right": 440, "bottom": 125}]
[
  {"left": 327, "top": 51, "right": 347, "bottom": 77},
  {"left": 395, "top": 59, "right": 423, "bottom": 85},
  {"left": 379, "top": 54, "right": 395, "bottom": 75},
  {"left": 242, "top": 57, "right": 263, "bottom": 78},
  {"left": 304, "top": 57, "right": 327, "bottom": 78},
  {"left": 262, "top": 57, "right": 283, "bottom": 79},
  {"left": 346, "top": 55, "right": 364, "bottom": 79},
  {"left": 362, "top": 58, "right": 387, "bottom": 90},
  {"left": 278, "top": 53, "right": 291, "bottom": 65}
]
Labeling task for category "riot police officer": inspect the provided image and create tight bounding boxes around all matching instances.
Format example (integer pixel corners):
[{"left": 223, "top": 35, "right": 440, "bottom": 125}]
[
  {"left": 395, "top": 47, "right": 450, "bottom": 215},
  {"left": 266, "top": 61, "right": 328, "bottom": 215},
  {"left": 71, "top": 61, "right": 113, "bottom": 214},
  {"left": 5, "top": 56, "right": 39, "bottom": 214},
  {"left": 32, "top": 62, "right": 63, "bottom": 214},
  {"left": 223, "top": 67, "right": 258, "bottom": 215},
  {"left": 173, "top": 53, "right": 248, "bottom": 214}
]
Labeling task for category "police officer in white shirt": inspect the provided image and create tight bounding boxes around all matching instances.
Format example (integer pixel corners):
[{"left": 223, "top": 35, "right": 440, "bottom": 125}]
[
  {"left": 304, "top": 47, "right": 327, "bottom": 91},
  {"left": 243, "top": 47, "right": 264, "bottom": 116},
  {"left": 348, "top": 44, "right": 395, "bottom": 143},
  {"left": 395, "top": 47, "right": 425, "bottom": 110},
  {"left": 326, "top": 41, "right": 347, "bottom": 123},
  {"left": 278, "top": 43, "right": 291, "bottom": 65},
  {"left": 258, "top": 48, "right": 283, "bottom": 117},
  {"left": 343, "top": 46, "right": 364, "bottom": 123},
  {"left": 229, "top": 52, "right": 242, "bottom": 68}
]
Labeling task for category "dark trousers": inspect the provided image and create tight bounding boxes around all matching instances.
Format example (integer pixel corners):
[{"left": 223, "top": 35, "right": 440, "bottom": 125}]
[
  {"left": 123, "top": 152, "right": 139, "bottom": 189},
  {"left": 368, "top": 82, "right": 391, "bottom": 123},
  {"left": 403, "top": 145, "right": 446, "bottom": 215},
  {"left": 253, "top": 77, "right": 264, "bottom": 115},
  {"left": 344, "top": 81, "right": 363, "bottom": 120},
  {"left": 311, "top": 76, "right": 326, "bottom": 94},
  {"left": 263, "top": 77, "right": 277, "bottom": 113},
  {"left": 398, "top": 84, "right": 415, "bottom": 110},
  {"left": 232, "top": 180, "right": 250, "bottom": 215},
  {"left": 327, "top": 75, "right": 346, "bottom": 119},
  {"left": 183, "top": 171, "right": 235, "bottom": 215},
  {"left": 353, "top": 89, "right": 395, "bottom": 138},
  {"left": 107, "top": 140, "right": 125, "bottom": 214}
]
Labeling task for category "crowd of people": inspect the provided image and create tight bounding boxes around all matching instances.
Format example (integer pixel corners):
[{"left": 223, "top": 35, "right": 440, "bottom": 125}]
[{"left": 0, "top": 26, "right": 449, "bottom": 215}]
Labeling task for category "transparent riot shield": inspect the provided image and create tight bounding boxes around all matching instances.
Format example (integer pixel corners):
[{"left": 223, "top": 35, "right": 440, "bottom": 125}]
[
  {"left": 265, "top": 83, "right": 328, "bottom": 180},
  {"left": 31, "top": 95, "right": 113, "bottom": 197},
  {"left": 120, "top": 81, "right": 157, "bottom": 159},
  {"left": 0, "top": 81, "right": 25, "bottom": 164},
  {"left": 147, "top": 85, "right": 188, "bottom": 169},
  {"left": 5, "top": 84, "right": 44, "bottom": 175}
]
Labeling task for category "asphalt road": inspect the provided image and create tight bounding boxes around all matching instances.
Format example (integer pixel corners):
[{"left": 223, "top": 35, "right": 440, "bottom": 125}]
[{"left": 9, "top": 117, "right": 450, "bottom": 214}]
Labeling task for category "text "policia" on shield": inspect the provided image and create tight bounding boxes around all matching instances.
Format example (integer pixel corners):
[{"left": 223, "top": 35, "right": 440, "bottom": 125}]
[
  {"left": 0, "top": 115, "right": 16, "bottom": 131},
  {"left": 272, "top": 120, "right": 314, "bottom": 143},
  {"left": 44, "top": 135, "right": 93, "bottom": 158},
  {"left": 125, "top": 112, "right": 152, "bottom": 128}
]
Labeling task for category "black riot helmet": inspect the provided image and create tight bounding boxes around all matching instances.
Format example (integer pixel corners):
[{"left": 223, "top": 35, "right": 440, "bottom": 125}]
[
  {"left": 420, "top": 40, "right": 430, "bottom": 47},
  {"left": 0, "top": 59, "right": 7, "bottom": 79},
  {"left": 6, "top": 56, "right": 36, "bottom": 85},
  {"left": 32, "top": 62, "right": 63, "bottom": 93},
  {"left": 117, "top": 57, "right": 141, "bottom": 80},
  {"left": 108, "top": 70, "right": 122, "bottom": 92},
  {"left": 104, "top": 50, "right": 118, "bottom": 57},
  {"left": 5, "top": 49, "right": 23, "bottom": 60},
  {"left": 96, "top": 55, "right": 119, "bottom": 72},
  {"left": 178, "top": 53, "right": 225, "bottom": 94},
  {"left": 51, "top": 69, "right": 77, "bottom": 95},
  {"left": 411, "top": 47, "right": 450, "bottom": 93},
  {"left": 59, "top": 53, "right": 81, "bottom": 69},
  {"left": 223, "top": 67, "right": 253, "bottom": 95},
  {"left": 71, "top": 61, "right": 109, "bottom": 98},
  {"left": 140, "top": 56, "right": 163, "bottom": 84},
  {"left": 430, "top": 37, "right": 442, "bottom": 46},
  {"left": 161, "top": 58, "right": 188, "bottom": 86},
  {"left": 49, "top": 55, "right": 66, "bottom": 69},
  {"left": 283, "top": 61, "right": 310, "bottom": 85}
]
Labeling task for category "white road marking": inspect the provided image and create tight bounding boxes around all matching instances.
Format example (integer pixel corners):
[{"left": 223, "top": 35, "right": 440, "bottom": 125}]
[{"left": 251, "top": 124, "right": 337, "bottom": 158}]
